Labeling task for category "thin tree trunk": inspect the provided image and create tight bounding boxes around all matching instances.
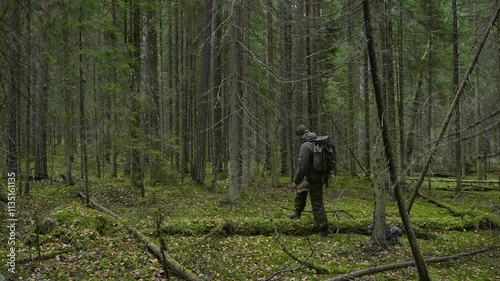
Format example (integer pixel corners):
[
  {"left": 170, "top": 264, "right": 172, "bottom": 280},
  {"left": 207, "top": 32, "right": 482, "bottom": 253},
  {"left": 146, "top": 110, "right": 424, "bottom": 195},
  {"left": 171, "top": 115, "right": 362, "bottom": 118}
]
[
  {"left": 229, "top": 0, "right": 243, "bottom": 203},
  {"left": 241, "top": 2, "right": 251, "bottom": 194},
  {"left": 397, "top": 0, "right": 405, "bottom": 175},
  {"left": 370, "top": 0, "right": 388, "bottom": 248},
  {"left": 373, "top": 134, "right": 387, "bottom": 247},
  {"left": 346, "top": 0, "right": 356, "bottom": 176},
  {"left": 264, "top": 0, "right": 280, "bottom": 188},
  {"left": 6, "top": 0, "right": 20, "bottom": 181},
  {"left": 62, "top": 9, "right": 75, "bottom": 186},
  {"left": 24, "top": 5, "right": 32, "bottom": 194},
  {"left": 293, "top": 0, "right": 305, "bottom": 127},
  {"left": 63, "top": 72, "right": 75, "bottom": 185},
  {"left": 363, "top": 50, "right": 371, "bottom": 178},
  {"left": 170, "top": 4, "right": 179, "bottom": 170},
  {"left": 93, "top": 62, "right": 101, "bottom": 179},
  {"left": 180, "top": 11, "right": 191, "bottom": 181},
  {"left": 452, "top": 0, "right": 463, "bottom": 192},
  {"left": 34, "top": 0, "right": 50, "bottom": 180},
  {"left": 193, "top": 0, "right": 212, "bottom": 184},
  {"left": 130, "top": 0, "right": 144, "bottom": 195},
  {"left": 362, "top": 1, "right": 430, "bottom": 280},
  {"left": 476, "top": 66, "right": 486, "bottom": 180},
  {"left": 210, "top": 0, "right": 223, "bottom": 190},
  {"left": 383, "top": 0, "right": 396, "bottom": 153},
  {"left": 110, "top": 0, "right": 119, "bottom": 177},
  {"left": 425, "top": 0, "right": 434, "bottom": 193},
  {"left": 279, "top": 0, "right": 293, "bottom": 178},
  {"left": 79, "top": 5, "right": 90, "bottom": 205},
  {"left": 306, "top": 0, "right": 321, "bottom": 131},
  {"left": 145, "top": 0, "right": 161, "bottom": 184},
  {"left": 289, "top": 0, "right": 303, "bottom": 182}
]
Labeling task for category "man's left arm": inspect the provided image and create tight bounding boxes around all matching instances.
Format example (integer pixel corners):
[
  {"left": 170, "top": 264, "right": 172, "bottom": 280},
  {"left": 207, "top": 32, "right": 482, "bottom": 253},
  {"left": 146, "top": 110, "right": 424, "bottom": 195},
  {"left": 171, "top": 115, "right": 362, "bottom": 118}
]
[{"left": 292, "top": 144, "right": 310, "bottom": 188}]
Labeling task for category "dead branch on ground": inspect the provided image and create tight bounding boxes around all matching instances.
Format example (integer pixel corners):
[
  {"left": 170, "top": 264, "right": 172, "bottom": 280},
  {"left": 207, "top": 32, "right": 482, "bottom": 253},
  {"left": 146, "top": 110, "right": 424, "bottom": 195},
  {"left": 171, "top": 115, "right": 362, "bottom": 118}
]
[
  {"left": 77, "top": 192, "right": 203, "bottom": 281},
  {"left": 323, "top": 247, "right": 496, "bottom": 281}
]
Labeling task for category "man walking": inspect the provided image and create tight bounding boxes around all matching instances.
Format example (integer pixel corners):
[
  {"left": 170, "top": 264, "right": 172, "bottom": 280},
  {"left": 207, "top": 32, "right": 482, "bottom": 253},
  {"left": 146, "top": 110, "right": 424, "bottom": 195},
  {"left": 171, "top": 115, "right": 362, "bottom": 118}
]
[{"left": 289, "top": 124, "right": 331, "bottom": 237}]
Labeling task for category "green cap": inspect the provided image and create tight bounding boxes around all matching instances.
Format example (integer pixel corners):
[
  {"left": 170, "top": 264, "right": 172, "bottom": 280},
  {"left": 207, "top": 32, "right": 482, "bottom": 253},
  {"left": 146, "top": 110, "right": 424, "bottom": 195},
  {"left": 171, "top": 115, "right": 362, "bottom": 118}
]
[{"left": 295, "top": 124, "right": 308, "bottom": 136}]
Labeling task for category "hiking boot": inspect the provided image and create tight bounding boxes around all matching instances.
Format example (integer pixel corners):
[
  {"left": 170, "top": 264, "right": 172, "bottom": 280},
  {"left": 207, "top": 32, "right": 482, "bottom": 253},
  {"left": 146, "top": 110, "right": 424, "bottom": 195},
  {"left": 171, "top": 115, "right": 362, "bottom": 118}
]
[
  {"left": 316, "top": 228, "right": 333, "bottom": 238},
  {"left": 287, "top": 212, "right": 301, "bottom": 220}
]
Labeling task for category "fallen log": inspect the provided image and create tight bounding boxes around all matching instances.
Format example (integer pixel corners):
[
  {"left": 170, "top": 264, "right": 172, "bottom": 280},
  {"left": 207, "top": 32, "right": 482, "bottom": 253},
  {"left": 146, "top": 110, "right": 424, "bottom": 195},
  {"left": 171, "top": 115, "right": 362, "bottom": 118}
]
[
  {"left": 77, "top": 192, "right": 203, "bottom": 281},
  {"left": 405, "top": 177, "right": 500, "bottom": 186},
  {"left": 323, "top": 247, "right": 495, "bottom": 281},
  {"left": 280, "top": 206, "right": 356, "bottom": 219}
]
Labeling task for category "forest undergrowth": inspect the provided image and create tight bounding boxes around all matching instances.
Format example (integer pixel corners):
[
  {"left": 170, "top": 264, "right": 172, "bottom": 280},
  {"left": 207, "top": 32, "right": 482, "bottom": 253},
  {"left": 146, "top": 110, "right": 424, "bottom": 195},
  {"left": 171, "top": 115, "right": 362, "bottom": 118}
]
[{"left": 1, "top": 173, "right": 499, "bottom": 281}]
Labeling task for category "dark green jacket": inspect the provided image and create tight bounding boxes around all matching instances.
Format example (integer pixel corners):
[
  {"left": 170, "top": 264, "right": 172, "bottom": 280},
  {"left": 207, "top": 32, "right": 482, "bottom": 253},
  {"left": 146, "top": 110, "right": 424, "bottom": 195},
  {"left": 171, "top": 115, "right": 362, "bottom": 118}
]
[{"left": 293, "top": 131, "right": 324, "bottom": 185}]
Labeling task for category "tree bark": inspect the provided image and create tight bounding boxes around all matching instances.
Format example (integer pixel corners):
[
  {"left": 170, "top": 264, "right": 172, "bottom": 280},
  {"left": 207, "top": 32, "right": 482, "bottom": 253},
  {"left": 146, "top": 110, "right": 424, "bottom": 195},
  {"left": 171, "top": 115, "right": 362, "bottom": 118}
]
[
  {"left": 370, "top": 0, "right": 388, "bottom": 249},
  {"left": 61, "top": 6, "right": 75, "bottom": 186},
  {"left": 345, "top": 0, "right": 357, "bottom": 177},
  {"left": 24, "top": 4, "right": 32, "bottom": 194},
  {"left": 6, "top": 0, "right": 20, "bottom": 180},
  {"left": 293, "top": 0, "right": 305, "bottom": 127},
  {"left": 264, "top": 0, "right": 280, "bottom": 188},
  {"left": 33, "top": 0, "right": 50, "bottom": 180},
  {"left": 452, "top": 0, "right": 463, "bottom": 192},
  {"left": 240, "top": 2, "right": 251, "bottom": 194},
  {"left": 180, "top": 10, "right": 192, "bottom": 181},
  {"left": 79, "top": 5, "right": 90, "bottom": 205},
  {"left": 475, "top": 66, "right": 487, "bottom": 180},
  {"left": 129, "top": 0, "right": 144, "bottom": 195},
  {"left": 306, "top": 0, "right": 321, "bottom": 132},
  {"left": 362, "top": 50, "right": 371, "bottom": 178},
  {"left": 279, "top": 0, "right": 293, "bottom": 178},
  {"left": 362, "top": 1, "right": 431, "bottom": 280},
  {"left": 144, "top": 0, "right": 161, "bottom": 184},
  {"left": 373, "top": 134, "right": 387, "bottom": 247},
  {"left": 192, "top": 0, "right": 212, "bottom": 184},
  {"left": 383, "top": 0, "right": 396, "bottom": 153},
  {"left": 229, "top": 0, "right": 243, "bottom": 203},
  {"left": 397, "top": 0, "right": 405, "bottom": 175},
  {"left": 474, "top": 2, "right": 487, "bottom": 181},
  {"left": 110, "top": 0, "right": 119, "bottom": 178},
  {"left": 210, "top": 0, "right": 223, "bottom": 190}
]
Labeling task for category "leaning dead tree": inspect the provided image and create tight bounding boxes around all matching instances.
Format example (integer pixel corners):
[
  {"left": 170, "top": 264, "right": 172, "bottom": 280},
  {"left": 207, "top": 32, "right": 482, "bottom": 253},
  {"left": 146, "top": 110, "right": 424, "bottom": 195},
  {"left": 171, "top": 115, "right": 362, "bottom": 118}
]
[
  {"left": 362, "top": 0, "right": 430, "bottom": 280},
  {"left": 406, "top": 1, "right": 500, "bottom": 214}
]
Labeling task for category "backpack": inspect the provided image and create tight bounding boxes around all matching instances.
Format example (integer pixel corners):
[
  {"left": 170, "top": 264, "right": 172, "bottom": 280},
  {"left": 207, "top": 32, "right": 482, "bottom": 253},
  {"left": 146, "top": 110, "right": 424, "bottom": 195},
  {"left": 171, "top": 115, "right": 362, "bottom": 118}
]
[{"left": 311, "top": 136, "right": 336, "bottom": 186}]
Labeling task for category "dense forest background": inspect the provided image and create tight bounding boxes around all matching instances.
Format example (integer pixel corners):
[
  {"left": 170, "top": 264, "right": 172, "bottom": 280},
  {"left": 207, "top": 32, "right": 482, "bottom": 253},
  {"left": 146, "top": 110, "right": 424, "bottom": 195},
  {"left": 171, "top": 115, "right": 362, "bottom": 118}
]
[
  {"left": 1, "top": 0, "right": 499, "bottom": 201},
  {"left": 1, "top": 0, "right": 500, "bottom": 280}
]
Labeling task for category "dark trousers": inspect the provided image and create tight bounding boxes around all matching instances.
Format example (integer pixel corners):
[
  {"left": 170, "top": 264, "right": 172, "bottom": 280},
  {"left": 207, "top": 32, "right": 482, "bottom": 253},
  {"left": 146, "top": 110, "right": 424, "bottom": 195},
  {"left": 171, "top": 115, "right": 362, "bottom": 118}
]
[{"left": 294, "top": 180, "right": 329, "bottom": 231}]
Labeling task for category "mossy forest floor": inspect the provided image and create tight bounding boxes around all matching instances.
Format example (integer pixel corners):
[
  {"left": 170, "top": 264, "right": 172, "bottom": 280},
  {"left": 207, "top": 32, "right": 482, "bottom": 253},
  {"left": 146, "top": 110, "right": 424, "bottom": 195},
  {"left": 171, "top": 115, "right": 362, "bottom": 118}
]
[{"left": 1, "top": 174, "right": 499, "bottom": 280}]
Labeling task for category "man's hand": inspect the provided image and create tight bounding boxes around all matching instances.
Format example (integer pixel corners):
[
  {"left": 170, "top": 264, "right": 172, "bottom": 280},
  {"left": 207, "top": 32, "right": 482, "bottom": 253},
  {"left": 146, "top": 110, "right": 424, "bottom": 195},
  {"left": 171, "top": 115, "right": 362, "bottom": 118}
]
[{"left": 292, "top": 182, "right": 298, "bottom": 192}]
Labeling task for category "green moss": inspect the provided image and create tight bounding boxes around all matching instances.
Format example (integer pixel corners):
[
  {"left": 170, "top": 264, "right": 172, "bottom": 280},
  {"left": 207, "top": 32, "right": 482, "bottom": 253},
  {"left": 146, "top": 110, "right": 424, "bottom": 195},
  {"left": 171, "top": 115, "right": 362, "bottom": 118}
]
[
  {"left": 52, "top": 202, "right": 117, "bottom": 236},
  {"left": 9, "top": 173, "right": 499, "bottom": 281}
]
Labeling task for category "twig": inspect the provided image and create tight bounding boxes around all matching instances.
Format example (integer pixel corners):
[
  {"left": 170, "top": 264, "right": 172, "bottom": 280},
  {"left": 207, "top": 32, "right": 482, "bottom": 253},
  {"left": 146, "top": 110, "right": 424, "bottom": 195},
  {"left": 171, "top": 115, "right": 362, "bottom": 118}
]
[
  {"left": 460, "top": 206, "right": 477, "bottom": 219},
  {"left": 267, "top": 236, "right": 328, "bottom": 280},
  {"left": 452, "top": 189, "right": 464, "bottom": 203}
]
